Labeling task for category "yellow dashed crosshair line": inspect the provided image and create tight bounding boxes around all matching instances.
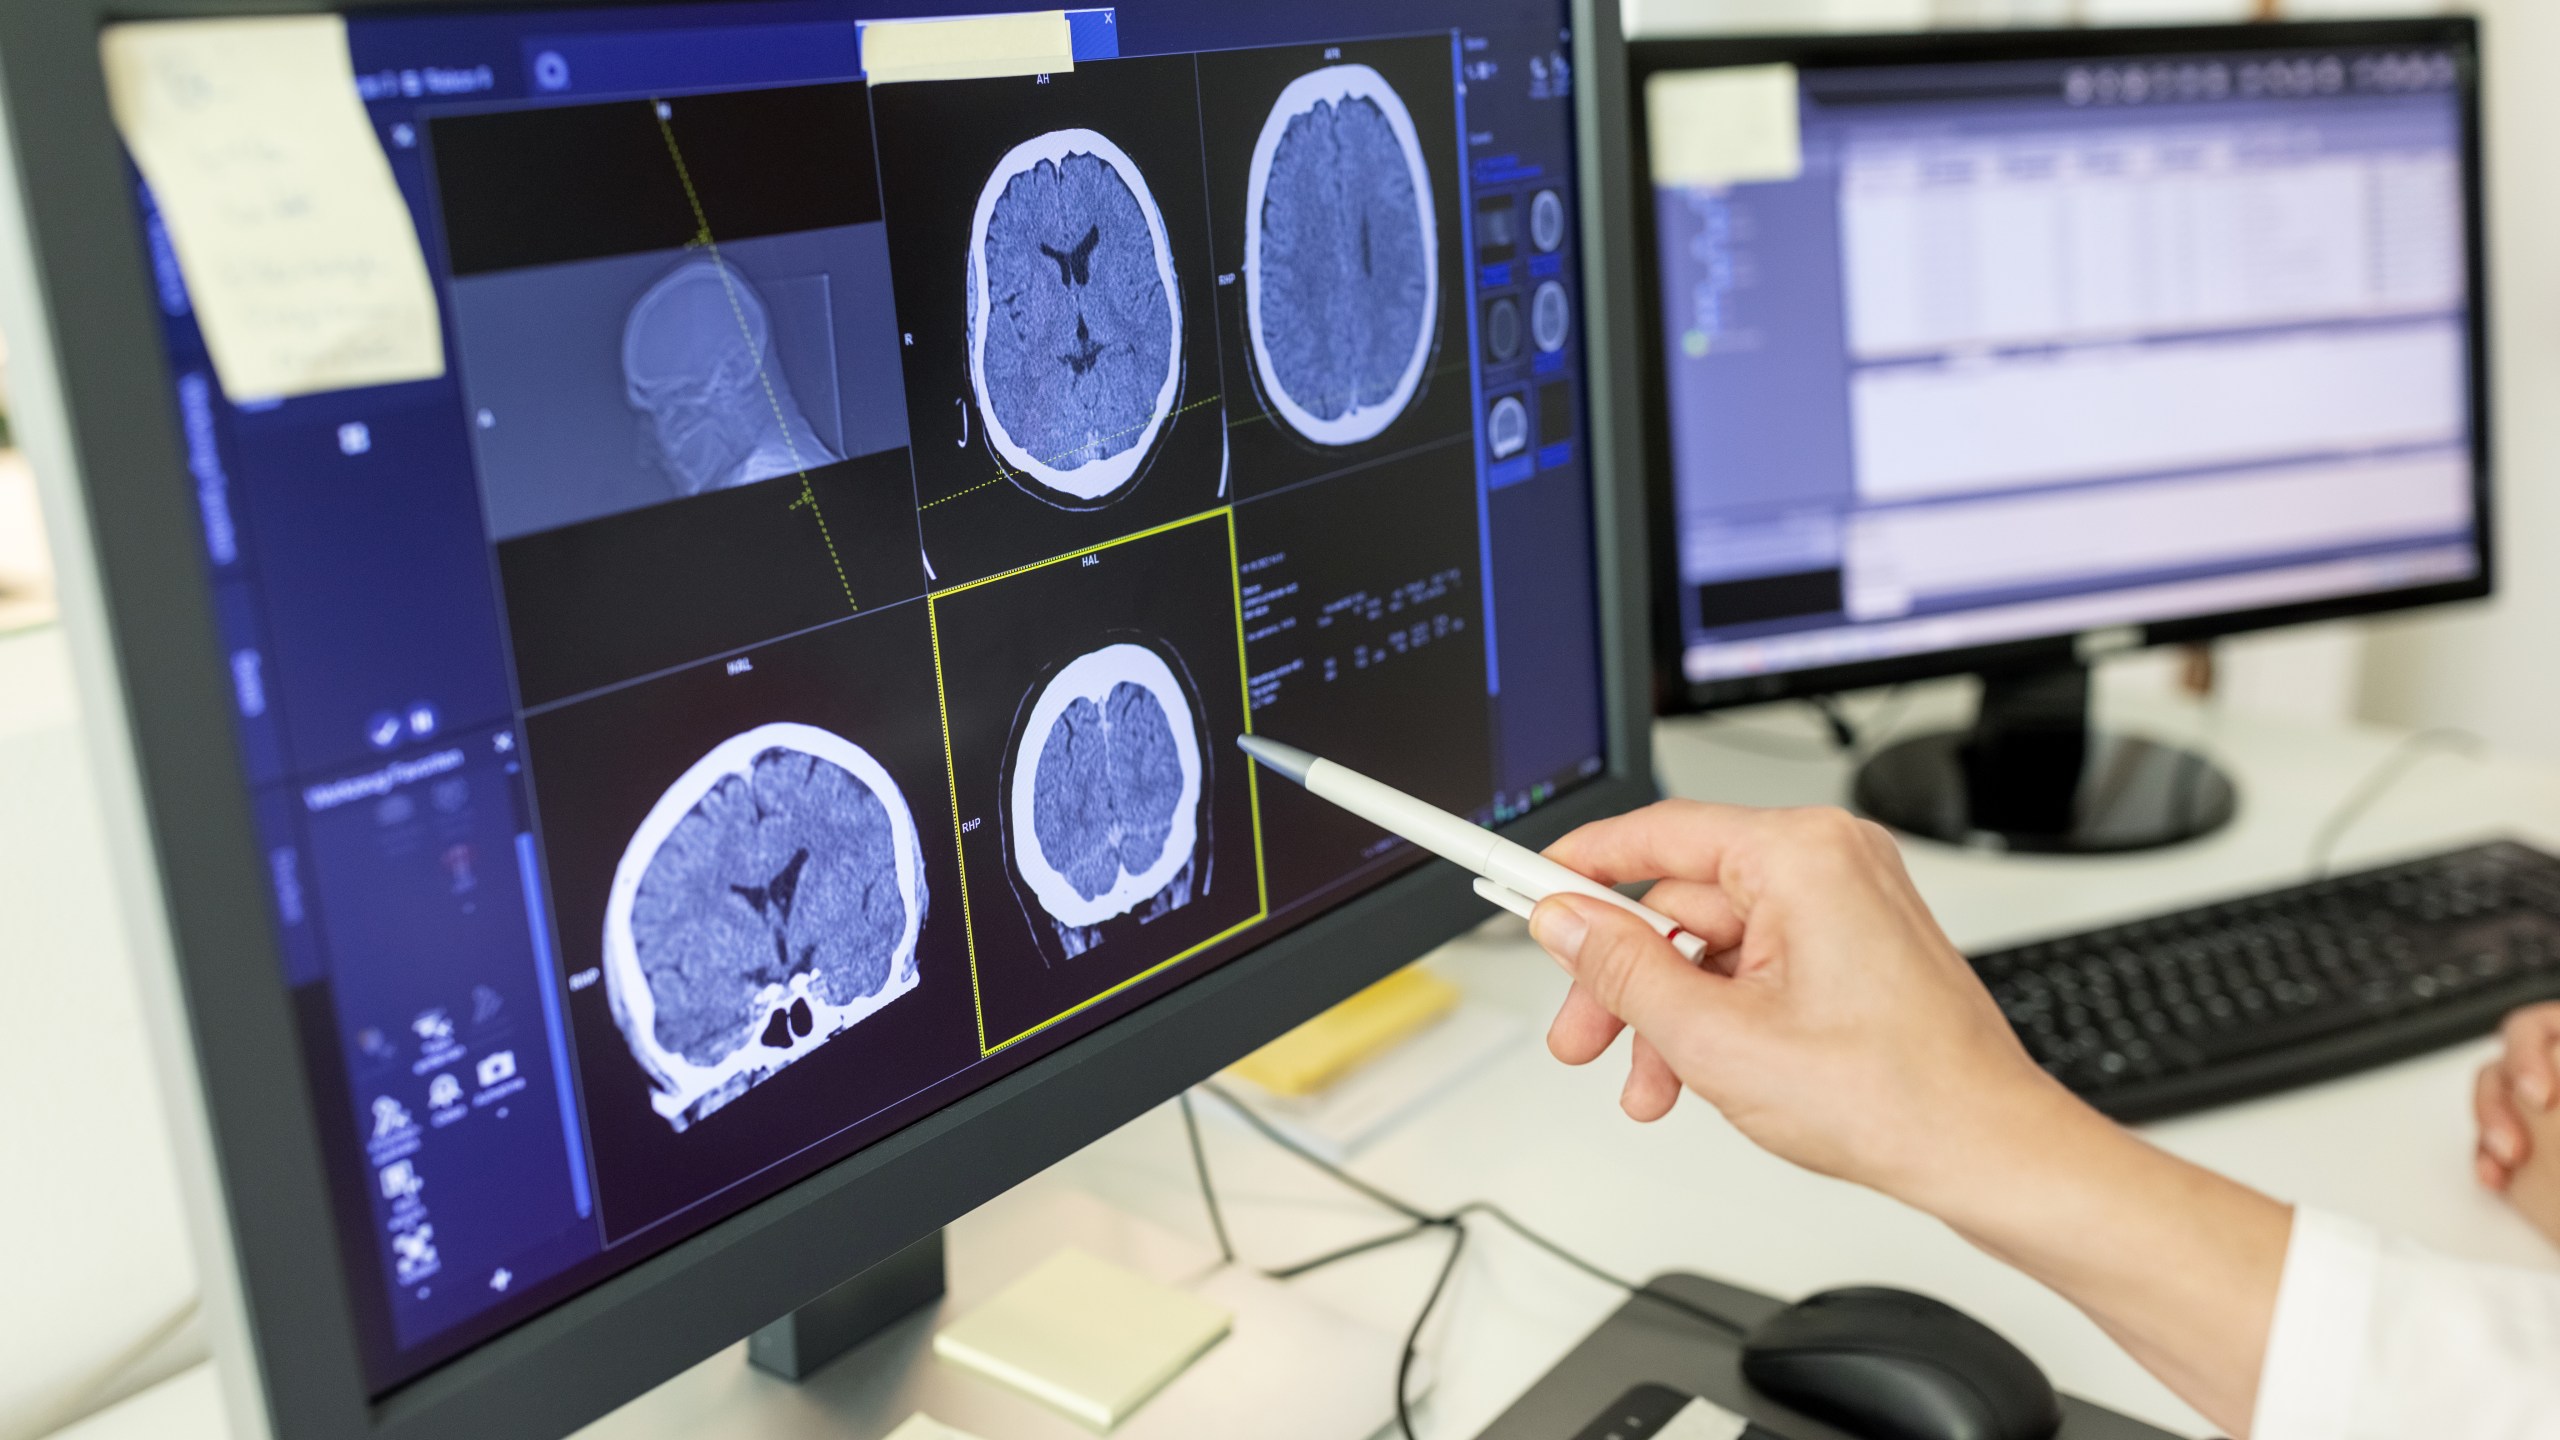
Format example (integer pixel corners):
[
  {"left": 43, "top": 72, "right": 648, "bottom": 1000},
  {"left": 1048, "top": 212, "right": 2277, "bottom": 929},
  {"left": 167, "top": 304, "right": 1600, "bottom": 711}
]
[
  {"left": 652, "top": 101, "right": 858, "bottom": 613},
  {"left": 923, "top": 353, "right": 1486, "bottom": 512},
  {"left": 921, "top": 393, "right": 1227, "bottom": 510}
]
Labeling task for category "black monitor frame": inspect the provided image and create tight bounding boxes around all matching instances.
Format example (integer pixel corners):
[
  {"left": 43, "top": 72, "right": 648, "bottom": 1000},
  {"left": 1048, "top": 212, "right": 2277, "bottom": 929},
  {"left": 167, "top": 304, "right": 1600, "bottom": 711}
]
[
  {"left": 0, "top": 2, "right": 1657, "bottom": 1436},
  {"left": 1631, "top": 18, "right": 2494, "bottom": 718}
]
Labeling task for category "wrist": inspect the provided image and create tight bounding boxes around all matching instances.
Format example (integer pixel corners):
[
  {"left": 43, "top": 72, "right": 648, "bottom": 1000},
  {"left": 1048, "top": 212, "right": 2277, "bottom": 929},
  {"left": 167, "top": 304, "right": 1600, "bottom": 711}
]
[{"left": 1884, "top": 1065, "right": 2123, "bottom": 1239}]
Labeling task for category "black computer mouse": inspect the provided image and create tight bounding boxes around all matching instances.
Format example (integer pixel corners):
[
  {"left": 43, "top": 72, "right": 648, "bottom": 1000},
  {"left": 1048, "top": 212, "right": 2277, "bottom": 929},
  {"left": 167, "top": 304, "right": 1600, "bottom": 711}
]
[{"left": 1740, "top": 1286, "right": 2064, "bottom": 1440}]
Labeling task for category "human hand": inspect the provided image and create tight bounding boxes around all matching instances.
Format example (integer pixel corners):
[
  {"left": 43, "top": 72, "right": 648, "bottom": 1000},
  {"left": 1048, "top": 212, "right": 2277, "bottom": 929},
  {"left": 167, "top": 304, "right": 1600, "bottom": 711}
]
[
  {"left": 2476, "top": 1003, "right": 2560, "bottom": 1246},
  {"left": 1526, "top": 801, "right": 2086, "bottom": 1208}
]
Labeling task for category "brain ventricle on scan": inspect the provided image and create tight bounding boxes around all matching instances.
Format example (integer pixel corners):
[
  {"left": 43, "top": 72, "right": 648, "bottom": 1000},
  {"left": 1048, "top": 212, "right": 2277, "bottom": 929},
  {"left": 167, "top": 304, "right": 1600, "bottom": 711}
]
[
  {"left": 969, "top": 129, "right": 1183, "bottom": 504},
  {"left": 1247, "top": 64, "right": 1438, "bottom": 447},
  {"left": 604, "top": 724, "right": 927, "bottom": 1131}
]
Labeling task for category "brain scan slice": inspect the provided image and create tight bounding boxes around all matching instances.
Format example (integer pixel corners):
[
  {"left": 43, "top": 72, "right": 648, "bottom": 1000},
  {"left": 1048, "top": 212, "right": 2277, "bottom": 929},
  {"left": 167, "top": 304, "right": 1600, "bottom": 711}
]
[
  {"left": 1532, "top": 279, "right": 1572, "bottom": 355},
  {"left": 1246, "top": 65, "right": 1439, "bottom": 448},
  {"left": 623, "top": 259, "right": 841, "bottom": 498},
  {"left": 1009, "top": 644, "right": 1203, "bottom": 931},
  {"left": 1033, "top": 681, "right": 1184, "bottom": 902},
  {"left": 1530, "top": 188, "right": 1568, "bottom": 254},
  {"left": 1488, "top": 394, "right": 1529, "bottom": 460},
  {"left": 968, "top": 130, "right": 1183, "bottom": 503},
  {"left": 604, "top": 724, "right": 925, "bottom": 1130}
]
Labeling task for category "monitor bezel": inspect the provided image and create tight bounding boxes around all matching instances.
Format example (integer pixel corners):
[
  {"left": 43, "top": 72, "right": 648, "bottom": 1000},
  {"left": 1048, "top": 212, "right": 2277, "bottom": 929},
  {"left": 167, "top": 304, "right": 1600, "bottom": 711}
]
[
  {"left": 0, "top": 1, "right": 1657, "bottom": 1435},
  {"left": 1629, "top": 18, "right": 2494, "bottom": 715}
]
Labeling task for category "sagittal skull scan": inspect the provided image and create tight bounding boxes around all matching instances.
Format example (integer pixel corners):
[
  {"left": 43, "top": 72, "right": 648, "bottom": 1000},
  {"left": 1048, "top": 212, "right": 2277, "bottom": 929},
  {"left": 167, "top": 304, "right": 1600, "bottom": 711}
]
[
  {"left": 967, "top": 130, "right": 1182, "bottom": 503},
  {"left": 602, "top": 724, "right": 925, "bottom": 1130},
  {"left": 623, "top": 259, "right": 841, "bottom": 498},
  {"left": 1245, "top": 65, "right": 1438, "bottom": 448},
  {"left": 1009, "top": 643, "right": 1203, "bottom": 930}
]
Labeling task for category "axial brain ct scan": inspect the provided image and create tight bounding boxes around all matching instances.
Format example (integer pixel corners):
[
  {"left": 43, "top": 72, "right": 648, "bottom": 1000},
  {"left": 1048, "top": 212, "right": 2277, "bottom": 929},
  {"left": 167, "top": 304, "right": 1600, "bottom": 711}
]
[
  {"left": 969, "top": 130, "right": 1183, "bottom": 502},
  {"left": 604, "top": 724, "right": 927, "bottom": 1130},
  {"left": 1011, "top": 643, "right": 1203, "bottom": 932},
  {"left": 1247, "top": 65, "right": 1439, "bottom": 446},
  {"left": 623, "top": 258, "right": 844, "bottom": 497}
]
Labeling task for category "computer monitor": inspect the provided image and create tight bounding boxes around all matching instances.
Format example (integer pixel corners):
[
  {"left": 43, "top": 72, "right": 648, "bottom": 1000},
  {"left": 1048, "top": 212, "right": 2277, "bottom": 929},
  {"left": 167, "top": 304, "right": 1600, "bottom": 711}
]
[
  {"left": 1630, "top": 19, "right": 2489, "bottom": 852},
  {"left": 0, "top": 1, "right": 1654, "bottom": 1434}
]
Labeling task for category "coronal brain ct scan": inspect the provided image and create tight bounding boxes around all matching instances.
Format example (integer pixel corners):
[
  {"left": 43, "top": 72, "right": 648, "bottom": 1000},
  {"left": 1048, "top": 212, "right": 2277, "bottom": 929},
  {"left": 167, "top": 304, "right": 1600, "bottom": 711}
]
[
  {"left": 606, "top": 725, "right": 925, "bottom": 1130},
  {"left": 1248, "top": 65, "right": 1439, "bottom": 446},
  {"left": 1012, "top": 643, "right": 1203, "bottom": 930},
  {"left": 970, "top": 130, "right": 1182, "bottom": 502},
  {"left": 124, "top": 0, "right": 1606, "bottom": 1393}
]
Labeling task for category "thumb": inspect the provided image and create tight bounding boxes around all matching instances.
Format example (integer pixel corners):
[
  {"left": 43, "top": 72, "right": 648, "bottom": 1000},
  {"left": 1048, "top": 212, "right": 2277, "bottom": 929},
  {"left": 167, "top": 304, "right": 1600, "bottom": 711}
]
[{"left": 1529, "top": 893, "right": 1729, "bottom": 1038}]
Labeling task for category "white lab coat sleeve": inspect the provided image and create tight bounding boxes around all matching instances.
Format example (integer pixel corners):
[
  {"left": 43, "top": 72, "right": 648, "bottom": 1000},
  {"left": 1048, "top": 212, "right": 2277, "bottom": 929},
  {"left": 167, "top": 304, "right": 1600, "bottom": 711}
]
[{"left": 2252, "top": 1206, "right": 2560, "bottom": 1439}]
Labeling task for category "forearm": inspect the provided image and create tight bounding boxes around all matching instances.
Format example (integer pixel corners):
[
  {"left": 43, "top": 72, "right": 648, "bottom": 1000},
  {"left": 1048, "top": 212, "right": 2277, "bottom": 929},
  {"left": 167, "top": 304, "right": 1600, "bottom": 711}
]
[{"left": 1902, "top": 1081, "right": 2292, "bottom": 1437}]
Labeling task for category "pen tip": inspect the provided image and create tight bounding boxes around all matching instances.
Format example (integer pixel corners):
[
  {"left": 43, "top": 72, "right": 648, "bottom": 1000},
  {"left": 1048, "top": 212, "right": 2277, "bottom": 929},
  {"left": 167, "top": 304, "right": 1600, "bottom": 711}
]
[{"left": 1235, "top": 734, "right": 1316, "bottom": 786}]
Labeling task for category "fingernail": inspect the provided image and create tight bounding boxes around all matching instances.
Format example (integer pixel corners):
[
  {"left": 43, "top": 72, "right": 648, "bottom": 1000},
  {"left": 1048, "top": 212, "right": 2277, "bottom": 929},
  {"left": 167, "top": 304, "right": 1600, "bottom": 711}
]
[
  {"left": 2527, "top": 1075, "right": 2552, "bottom": 1111},
  {"left": 1531, "top": 903, "right": 1589, "bottom": 966}
]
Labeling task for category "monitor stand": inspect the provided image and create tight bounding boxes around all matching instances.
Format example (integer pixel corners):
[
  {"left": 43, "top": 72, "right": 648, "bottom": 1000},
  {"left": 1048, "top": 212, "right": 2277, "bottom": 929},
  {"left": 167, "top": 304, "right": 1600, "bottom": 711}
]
[
  {"left": 747, "top": 1229, "right": 949, "bottom": 1381},
  {"left": 691, "top": 1186, "right": 1410, "bottom": 1440},
  {"left": 1851, "top": 660, "right": 2236, "bottom": 854}
]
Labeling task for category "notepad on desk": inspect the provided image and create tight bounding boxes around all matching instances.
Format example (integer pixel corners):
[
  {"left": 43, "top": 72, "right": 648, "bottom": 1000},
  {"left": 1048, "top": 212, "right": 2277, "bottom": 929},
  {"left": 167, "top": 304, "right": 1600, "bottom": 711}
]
[{"left": 933, "top": 1248, "right": 1232, "bottom": 1430}]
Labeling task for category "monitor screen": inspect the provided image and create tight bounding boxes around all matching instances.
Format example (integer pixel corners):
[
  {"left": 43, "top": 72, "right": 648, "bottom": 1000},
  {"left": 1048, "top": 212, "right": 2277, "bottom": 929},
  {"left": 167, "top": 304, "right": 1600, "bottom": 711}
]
[
  {"left": 1643, "top": 38, "right": 2481, "bottom": 694},
  {"left": 117, "top": 0, "right": 1603, "bottom": 1393}
]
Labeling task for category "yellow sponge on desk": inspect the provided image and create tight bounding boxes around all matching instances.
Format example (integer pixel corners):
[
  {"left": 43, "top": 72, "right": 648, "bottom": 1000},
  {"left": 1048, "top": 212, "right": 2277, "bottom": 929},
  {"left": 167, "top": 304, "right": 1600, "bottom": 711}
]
[{"left": 1228, "top": 966, "right": 1460, "bottom": 1098}]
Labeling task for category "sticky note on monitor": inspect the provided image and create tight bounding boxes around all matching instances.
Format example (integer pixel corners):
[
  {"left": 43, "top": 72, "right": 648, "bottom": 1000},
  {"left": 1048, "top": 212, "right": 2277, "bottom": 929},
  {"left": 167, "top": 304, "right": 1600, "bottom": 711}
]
[
  {"left": 100, "top": 16, "right": 445, "bottom": 403},
  {"left": 861, "top": 12, "right": 1075, "bottom": 84},
  {"left": 1646, "top": 63, "right": 1804, "bottom": 188},
  {"left": 934, "top": 1247, "right": 1230, "bottom": 1429}
]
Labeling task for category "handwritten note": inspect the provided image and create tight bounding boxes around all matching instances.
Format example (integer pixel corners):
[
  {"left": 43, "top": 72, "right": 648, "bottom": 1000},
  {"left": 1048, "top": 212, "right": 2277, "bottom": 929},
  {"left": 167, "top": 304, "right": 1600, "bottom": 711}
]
[
  {"left": 1646, "top": 63, "right": 1804, "bottom": 189},
  {"left": 101, "top": 16, "right": 444, "bottom": 402},
  {"left": 860, "top": 11, "right": 1074, "bottom": 85}
]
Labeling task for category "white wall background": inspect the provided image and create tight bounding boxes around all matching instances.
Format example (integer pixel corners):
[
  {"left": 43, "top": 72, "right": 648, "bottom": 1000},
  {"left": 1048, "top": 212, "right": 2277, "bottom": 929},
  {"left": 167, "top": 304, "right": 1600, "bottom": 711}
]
[
  {"left": 2357, "top": 0, "right": 2560, "bottom": 762},
  {"left": 1624, "top": 0, "right": 2520, "bottom": 742}
]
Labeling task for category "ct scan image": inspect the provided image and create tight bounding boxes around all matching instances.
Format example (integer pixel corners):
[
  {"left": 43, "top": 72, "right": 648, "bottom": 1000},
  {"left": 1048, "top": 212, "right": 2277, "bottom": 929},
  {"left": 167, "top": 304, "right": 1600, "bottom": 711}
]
[
  {"left": 624, "top": 259, "right": 843, "bottom": 499},
  {"left": 602, "top": 723, "right": 927, "bottom": 1132},
  {"left": 928, "top": 512, "right": 1264, "bottom": 1052},
  {"left": 1200, "top": 38, "right": 1470, "bottom": 498},
  {"left": 1246, "top": 64, "right": 1438, "bottom": 447},
  {"left": 968, "top": 130, "right": 1184, "bottom": 505},
  {"left": 1009, "top": 641, "right": 1204, "bottom": 942},
  {"left": 451, "top": 225, "right": 910, "bottom": 542},
  {"left": 873, "top": 56, "right": 1225, "bottom": 589},
  {"left": 524, "top": 605, "right": 981, "bottom": 1243}
]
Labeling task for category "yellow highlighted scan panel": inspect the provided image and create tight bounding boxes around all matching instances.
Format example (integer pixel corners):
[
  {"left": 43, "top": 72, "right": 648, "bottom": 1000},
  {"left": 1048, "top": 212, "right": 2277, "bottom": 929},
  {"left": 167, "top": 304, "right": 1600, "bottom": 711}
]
[{"left": 928, "top": 509, "right": 1269, "bottom": 1055}]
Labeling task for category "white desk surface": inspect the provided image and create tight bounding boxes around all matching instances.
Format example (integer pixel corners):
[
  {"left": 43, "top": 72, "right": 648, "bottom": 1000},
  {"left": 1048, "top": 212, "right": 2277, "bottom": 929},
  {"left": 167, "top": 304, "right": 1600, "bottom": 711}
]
[{"left": 12, "top": 626, "right": 2560, "bottom": 1440}]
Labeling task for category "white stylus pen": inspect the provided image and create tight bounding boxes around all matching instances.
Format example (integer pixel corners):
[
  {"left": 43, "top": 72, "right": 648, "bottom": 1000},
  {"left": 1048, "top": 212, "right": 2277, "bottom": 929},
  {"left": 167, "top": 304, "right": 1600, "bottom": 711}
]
[{"left": 1236, "top": 735, "right": 1710, "bottom": 964}]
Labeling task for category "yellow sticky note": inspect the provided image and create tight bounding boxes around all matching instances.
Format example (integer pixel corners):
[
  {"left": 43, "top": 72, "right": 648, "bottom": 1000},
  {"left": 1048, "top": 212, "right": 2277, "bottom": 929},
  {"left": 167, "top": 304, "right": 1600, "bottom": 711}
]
[
  {"left": 861, "top": 12, "right": 1075, "bottom": 85},
  {"left": 101, "top": 16, "right": 445, "bottom": 402},
  {"left": 935, "top": 1248, "right": 1230, "bottom": 1430},
  {"left": 1646, "top": 63, "right": 1804, "bottom": 189},
  {"left": 1230, "top": 966, "right": 1459, "bottom": 1097}
]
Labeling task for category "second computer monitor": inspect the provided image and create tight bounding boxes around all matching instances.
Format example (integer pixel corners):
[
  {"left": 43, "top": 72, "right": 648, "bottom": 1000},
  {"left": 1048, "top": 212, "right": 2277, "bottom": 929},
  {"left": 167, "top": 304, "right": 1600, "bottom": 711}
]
[{"left": 1636, "top": 20, "right": 2488, "bottom": 712}]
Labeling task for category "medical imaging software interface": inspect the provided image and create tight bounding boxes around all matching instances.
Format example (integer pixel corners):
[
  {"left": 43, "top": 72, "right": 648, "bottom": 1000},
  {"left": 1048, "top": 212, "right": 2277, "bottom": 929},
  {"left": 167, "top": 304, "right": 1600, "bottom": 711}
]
[
  {"left": 1651, "top": 45, "right": 2479, "bottom": 688},
  {"left": 123, "top": 0, "right": 1603, "bottom": 1391}
]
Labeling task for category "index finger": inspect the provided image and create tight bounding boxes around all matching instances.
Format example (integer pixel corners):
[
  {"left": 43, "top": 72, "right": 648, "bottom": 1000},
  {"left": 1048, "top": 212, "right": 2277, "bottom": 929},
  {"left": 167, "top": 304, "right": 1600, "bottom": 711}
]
[
  {"left": 1543, "top": 798, "right": 1767, "bottom": 889},
  {"left": 2505, "top": 1007, "right": 2560, "bottom": 1110}
]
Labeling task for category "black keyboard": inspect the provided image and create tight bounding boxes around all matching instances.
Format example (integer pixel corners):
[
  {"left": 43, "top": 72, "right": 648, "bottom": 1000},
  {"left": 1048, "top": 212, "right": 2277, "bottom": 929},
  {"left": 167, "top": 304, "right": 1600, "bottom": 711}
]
[{"left": 1974, "top": 840, "right": 2560, "bottom": 1122}]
